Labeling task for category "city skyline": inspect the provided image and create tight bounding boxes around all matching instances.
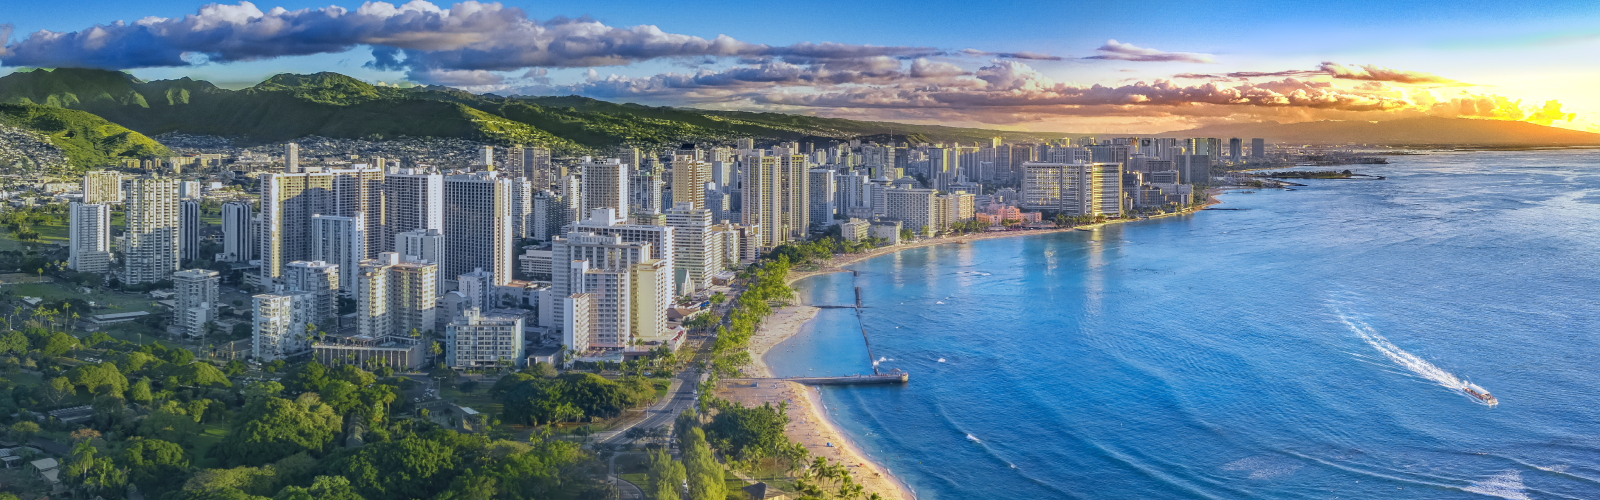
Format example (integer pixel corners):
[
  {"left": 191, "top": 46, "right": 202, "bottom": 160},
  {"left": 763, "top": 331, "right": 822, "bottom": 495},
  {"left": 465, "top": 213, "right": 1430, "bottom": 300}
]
[{"left": 3, "top": 0, "right": 1597, "bottom": 133}]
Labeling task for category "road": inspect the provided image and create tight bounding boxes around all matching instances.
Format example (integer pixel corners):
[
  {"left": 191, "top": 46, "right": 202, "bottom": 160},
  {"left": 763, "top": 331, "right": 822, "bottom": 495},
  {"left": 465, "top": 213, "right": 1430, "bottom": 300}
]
[{"left": 596, "top": 365, "right": 701, "bottom": 445}]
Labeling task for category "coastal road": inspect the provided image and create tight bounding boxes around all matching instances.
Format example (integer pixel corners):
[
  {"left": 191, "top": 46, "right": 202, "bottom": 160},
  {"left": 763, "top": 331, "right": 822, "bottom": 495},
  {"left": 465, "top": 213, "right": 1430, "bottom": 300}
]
[{"left": 596, "top": 366, "right": 702, "bottom": 445}]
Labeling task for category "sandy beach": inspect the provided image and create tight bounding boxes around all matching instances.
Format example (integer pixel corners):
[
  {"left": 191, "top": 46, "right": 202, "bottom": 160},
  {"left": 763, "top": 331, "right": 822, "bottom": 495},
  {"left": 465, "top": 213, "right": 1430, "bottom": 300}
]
[
  {"left": 717, "top": 379, "right": 915, "bottom": 500},
  {"left": 732, "top": 304, "right": 915, "bottom": 499},
  {"left": 731, "top": 199, "right": 1225, "bottom": 500},
  {"left": 745, "top": 305, "right": 820, "bottom": 378}
]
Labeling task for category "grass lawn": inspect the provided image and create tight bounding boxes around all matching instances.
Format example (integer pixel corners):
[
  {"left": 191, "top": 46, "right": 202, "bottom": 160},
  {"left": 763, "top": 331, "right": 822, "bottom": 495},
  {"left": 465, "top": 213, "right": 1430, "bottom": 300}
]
[
  {"left": 189, "top": 424, "right": 229, "bottom": 468},
  {"left": 616, "top": 452, "right": 651, "bottom": 474},
  {"left": 618, "top": 473, "right": 648, "bottom": 489},
  {"left": 439, "top": 382, "right": 504, "bottom": 417},
  {"left": 6, "top": 281, "right": 158, "bottom": 312}
]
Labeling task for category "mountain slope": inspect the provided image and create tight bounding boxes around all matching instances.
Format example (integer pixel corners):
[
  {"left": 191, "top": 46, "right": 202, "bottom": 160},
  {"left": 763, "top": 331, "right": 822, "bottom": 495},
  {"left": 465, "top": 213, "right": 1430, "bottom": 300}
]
[
  {"left": 1172, "top": 117, "right": 1600, "bottom": 145},
  {"left": 0, "top": 69, "right": 1068, "bottom": 151},
  {"left": 0, "top": 103, "right": 172, "bottom": 169}
]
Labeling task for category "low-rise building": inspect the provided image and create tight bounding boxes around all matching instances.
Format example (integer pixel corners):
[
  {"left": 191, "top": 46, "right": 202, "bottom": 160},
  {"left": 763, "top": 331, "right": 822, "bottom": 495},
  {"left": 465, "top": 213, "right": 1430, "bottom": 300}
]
[
  {"left": 312, "top": 334, "right": 427, "bottom": 370},
  {"left": 445, "top": 308, "right": 526, "bottom": 369},
  {"left": 839, "top": 218, "right": 870, "bottom": 242},
  {"left": 871, "top": 220, "right": 902, "bottom": 245}
]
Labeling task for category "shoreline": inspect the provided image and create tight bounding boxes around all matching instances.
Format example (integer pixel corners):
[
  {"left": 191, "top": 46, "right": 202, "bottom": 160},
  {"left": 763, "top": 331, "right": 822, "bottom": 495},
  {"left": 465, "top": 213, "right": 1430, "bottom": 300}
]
[
  {"left": 744, "top": 197, "right": 1227, "bottom": 500},
  {"left": 716, "top": 377, "right": 917, "bottom": 500},
  {"left": 739, "top": 306, "right": 917, "bottom": 499},
  {"left": 785, "top": 201, "right": 1222, "bottom": 287}
]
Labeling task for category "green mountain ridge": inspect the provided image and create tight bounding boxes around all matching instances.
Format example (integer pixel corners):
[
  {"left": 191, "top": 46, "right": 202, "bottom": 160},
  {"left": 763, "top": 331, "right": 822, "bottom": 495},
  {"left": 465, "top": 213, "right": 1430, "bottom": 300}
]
[
  {"left": 0, "top": 68, "right": 1068, "bottom": 155},
  {"left": 0, "top": 103, "right": 172, "bottom": 170}
]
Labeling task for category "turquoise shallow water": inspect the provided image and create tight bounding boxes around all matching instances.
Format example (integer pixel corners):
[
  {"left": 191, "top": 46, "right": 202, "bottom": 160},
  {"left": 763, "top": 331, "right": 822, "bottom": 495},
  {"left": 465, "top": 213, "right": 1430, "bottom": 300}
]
[{"left": 765, "top": 150, "right": 1600, "bottom": 500}]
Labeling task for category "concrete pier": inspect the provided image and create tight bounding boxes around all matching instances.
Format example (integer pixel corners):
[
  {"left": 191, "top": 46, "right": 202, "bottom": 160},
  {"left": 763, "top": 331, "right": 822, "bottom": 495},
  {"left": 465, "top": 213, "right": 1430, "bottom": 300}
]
[{"left": 725, "top": 373, "right": 909, "bottom": 386}]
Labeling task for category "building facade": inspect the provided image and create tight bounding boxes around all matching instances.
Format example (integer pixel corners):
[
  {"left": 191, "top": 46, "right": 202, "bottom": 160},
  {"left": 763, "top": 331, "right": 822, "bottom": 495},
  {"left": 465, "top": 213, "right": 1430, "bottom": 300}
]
[
  {"left": 445, "top": 308, "right": 526, "bottom": 369},
  {"left": 124, "top": 176, "right": 181, "bottom": 284},
  {"left": 172, "top": 269, "right": 220, "bottom": 338},
  {"left": 68, "top": 202, "right": 112, "bottom": 273}
]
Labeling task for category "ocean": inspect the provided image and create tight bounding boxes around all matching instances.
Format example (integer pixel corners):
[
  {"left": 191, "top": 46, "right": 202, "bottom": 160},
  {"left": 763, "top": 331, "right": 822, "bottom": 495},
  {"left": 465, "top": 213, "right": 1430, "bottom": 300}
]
[{"left": 765, "top": 150, "right": 1600, "bottom": 499}]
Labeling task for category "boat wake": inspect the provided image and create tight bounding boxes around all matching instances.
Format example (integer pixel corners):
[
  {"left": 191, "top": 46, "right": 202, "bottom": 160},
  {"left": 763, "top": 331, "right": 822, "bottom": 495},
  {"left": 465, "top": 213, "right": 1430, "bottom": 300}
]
[{"left": 1339, "top": 315, "right": 1492, "bottom": 405}]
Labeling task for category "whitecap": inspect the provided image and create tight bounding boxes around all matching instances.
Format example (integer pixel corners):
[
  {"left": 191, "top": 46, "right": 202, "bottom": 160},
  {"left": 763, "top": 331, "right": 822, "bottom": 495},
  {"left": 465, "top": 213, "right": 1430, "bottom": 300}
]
[
  {"left": 1463, "top": 471, "right": 1530, "bottom": 500},
  {"left": 1222, "top": 456, "right": 1303, "bottom": 480},
  {"left": 937, "top": 358, "right": 946, "bottom": 363},
  {"left": 936, "top": 301, "right": 945, "bottom": 304}
]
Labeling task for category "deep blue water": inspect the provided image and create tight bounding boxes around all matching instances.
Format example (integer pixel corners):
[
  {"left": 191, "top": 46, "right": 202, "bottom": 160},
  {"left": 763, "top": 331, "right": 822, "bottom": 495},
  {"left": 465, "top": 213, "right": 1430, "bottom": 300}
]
[{"left": 765, "top": 150, "right": 1600, "bottom": 500}]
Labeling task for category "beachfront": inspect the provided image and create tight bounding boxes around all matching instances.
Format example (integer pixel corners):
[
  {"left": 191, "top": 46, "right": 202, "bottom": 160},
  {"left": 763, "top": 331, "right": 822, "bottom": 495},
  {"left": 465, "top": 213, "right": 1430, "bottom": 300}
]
[{"left": 732, "top": 199, "right": 1224, "bottom": 500}]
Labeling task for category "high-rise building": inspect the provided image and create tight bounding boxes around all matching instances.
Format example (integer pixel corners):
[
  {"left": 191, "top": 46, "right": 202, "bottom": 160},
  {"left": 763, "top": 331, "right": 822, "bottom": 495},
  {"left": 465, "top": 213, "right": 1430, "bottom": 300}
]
[
  {"left": 807, "top": 169, "right": 836, "bottom": 231},
  {"left": 310, "top": 214, "right": 364, "bottom": 294},
  {"left": 574, "top": 208, "right": 675, "bottom": 282},
  {"left": 259, "top": 166, "right": 384, "bottom": 284},
  {"left": 1021, "top": 162, "right": 1123, "bottom": 217},
  {"left": 552, "top": 231, "right": 664, "bottom": 352},
  {"left": 443, "top": 171, "right": 513, "bottom": 288},
  {"left": 665, "top": 203, "right": 720, "bottom": 293},
  {"left": 581, "top": 158, "right": 629, "bottom": 217},
  {"left": 124, "top": 176, "right": 181, "bottom": 285},
  {"left": 481, "top": 145, "right": 495, "bottom": 169},
  {"left": 1176, "top": 155, "right": 1213, "bottom": 185},
  {"left": 284, "top": 260, "right": 339, "bottom": 326},
  {"left": 179, "top": 200, "right": 200, "bottom": 262},
  {"left": 284, "top": 143, "right": 300, "bottom": 173},
  {"left": 928, "top": 147, "right": 956, "bottom": 192},
  {"left": 381, "top": 168, "right": 443, "bottom": 254},
  {"left": 509, "top": 177, "right": 534, "bottom": 240},
  {"left": 456, "top": 268, "right": 496, "bottom": 312},
  {"left": 563, "top": 293, "right": 593, "bottom": 354},
  {"left": 884, "top": 185, "right": 938, "bottom": 236},
  {"left": 447, "top": 308, "right": 525, "bottom": 369},
  {"left": 1251, "top": 138, "right": 1265, "bottom": 158},
  {"left": 221, "top": 201, "right": 254, "bottom": 262},
  {"left": 68, "top": 202, "right": 112, "bottom": 273},
  {"left": 629, "top": 167, "right": 664, "bottom": 216},
  {"left": 1229, "top": 138, "right": 1242, "bottom": 163},
  {"left": 82, "top": 171, "right": 124, "bottom": 204},
  {"left": 172, "top": 269, "right": 220, "bottom": 338},
  {"left": 396, "top": 228, "right": 445, "bottom": 265},
  {"left": 735, "top": 138, "right": 756, "bottom": 150},
  {"left": 777, "top": 154, "right": 811, "bottom": 241},
  {"left": 521, "top": 146, "right": 552, "bottom": 187},
  {"left": 356, "top": 252, "right": 438, "bottom": 339},
  {"left": 672, "top": 155, "right": 711, "bottom": 210},
  {"left": 940, "top": 191, "right": 976, "bottom": 229},
  {"left": 252, "top": 290, "right": 317, "bottom": 361},
  {"left": 742, "top": 155, "right": 783, "bottom": 248},
  {"left": 614, "top": 147, "right": 641, "bottom": 170}
]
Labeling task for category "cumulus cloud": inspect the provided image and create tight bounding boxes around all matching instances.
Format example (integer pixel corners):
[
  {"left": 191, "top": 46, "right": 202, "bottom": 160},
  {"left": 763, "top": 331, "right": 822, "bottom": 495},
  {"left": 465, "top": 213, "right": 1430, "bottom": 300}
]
[
  {"left": 1085, "top": 40, "right": 1214, "bottom": 63},
  {"left": 0, "top": 0, "right": 949, "bottom": 83}
]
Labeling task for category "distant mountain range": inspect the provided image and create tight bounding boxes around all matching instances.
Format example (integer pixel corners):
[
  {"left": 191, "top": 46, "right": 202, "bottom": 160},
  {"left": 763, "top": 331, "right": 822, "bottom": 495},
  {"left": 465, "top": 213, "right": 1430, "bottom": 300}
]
[
  {"left": 1171, "top": 117, "right": 1600, "bottom": 146},
  {"left": 0, "top": 68, "right": 1064, "bottom": 157},
  {"left": 3, "top": 68, "right": 1598, "bottom": 170}
]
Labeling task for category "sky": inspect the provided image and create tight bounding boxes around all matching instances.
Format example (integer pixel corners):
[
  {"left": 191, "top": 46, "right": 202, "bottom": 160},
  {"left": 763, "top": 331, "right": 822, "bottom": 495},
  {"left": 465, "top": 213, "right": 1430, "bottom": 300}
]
[{"left": 4, "top": 0, "right": 1600, "bottom": 133}]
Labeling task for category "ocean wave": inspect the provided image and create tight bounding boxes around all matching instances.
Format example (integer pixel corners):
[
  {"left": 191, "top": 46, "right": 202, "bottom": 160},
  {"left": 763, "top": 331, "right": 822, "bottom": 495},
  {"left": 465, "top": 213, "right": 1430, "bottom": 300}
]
[
  {"left": 1222, "top": 455, "right": 1304, "bottom": 480},
  {"left": 1463, "top": 470, "right": 1531, "bottom": 500}
]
